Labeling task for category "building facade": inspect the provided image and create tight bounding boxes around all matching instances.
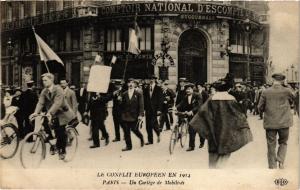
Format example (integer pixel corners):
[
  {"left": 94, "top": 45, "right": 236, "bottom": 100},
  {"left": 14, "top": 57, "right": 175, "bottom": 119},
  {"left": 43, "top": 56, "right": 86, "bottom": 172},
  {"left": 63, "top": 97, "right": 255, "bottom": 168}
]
[{"left": 1, "top": 1, "right": 269, "bottom": 88}]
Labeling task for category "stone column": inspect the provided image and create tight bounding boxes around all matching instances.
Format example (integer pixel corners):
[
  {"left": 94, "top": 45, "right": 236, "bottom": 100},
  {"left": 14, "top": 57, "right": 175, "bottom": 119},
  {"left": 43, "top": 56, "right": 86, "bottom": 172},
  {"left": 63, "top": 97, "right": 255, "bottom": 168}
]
[
  {"left": 209, "top": 21, "right": 230, "bottom": 82},
  {"left": 82, "top": 25, "right": 99, "bottom": 83}
]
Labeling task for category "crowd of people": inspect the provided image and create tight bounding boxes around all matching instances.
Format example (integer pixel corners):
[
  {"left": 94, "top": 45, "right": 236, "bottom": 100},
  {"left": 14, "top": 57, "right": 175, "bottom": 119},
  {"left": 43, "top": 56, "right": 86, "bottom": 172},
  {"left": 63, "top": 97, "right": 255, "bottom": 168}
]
[{"left": 1, "top": 72, "right": 299, "bottom": 168}]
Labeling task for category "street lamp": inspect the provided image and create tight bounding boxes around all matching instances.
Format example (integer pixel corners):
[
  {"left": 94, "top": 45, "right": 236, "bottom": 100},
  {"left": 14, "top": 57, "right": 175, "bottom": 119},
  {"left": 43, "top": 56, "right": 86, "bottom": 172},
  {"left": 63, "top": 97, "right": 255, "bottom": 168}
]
[
  {"left": 158, "top": 37, "right": 170, "bottom": 80},
  {"left": 7, "top": 38, "right": 14, "bottom": 86},
  {"left": 291, "top": 64, "right": 294, "bottom": 81},
  {"left": 286, "top": 68, "right": 289, "bottom": 81},
  {"left": 243, "top": 18, "right": 251, "bottom": 83}
]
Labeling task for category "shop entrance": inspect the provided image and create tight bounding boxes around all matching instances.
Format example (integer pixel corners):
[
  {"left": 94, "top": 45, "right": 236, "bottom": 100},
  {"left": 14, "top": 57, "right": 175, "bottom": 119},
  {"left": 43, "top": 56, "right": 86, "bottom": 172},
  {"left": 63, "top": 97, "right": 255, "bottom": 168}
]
[{"left": 178, "top": 29, "right": 207, "bottom": 84}]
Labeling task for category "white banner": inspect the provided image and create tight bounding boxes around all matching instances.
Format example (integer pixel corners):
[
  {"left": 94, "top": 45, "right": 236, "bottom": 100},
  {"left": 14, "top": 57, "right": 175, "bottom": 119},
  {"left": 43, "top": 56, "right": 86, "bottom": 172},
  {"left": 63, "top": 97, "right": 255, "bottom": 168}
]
[{"left": 87, "top": 65, "right": 112, "bottom": 93}]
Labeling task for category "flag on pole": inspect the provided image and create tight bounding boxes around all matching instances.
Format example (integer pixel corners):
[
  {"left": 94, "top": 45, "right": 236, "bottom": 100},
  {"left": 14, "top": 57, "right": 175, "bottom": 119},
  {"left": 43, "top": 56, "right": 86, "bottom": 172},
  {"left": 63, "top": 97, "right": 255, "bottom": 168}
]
[
  {"left": 127, "top": 13, "right": 141, "bottom": 55},
  {"left": 111, "top": 55, "right": 117, "bottom": 64},
  {"left": 134, "top": 13, "right": 141, "bottom": 39},
  {"left": 33, "top": 29, "right": 64, "bottom": 66},
  {"left": 128, "top": 28, "right": 141, "bottom": 55},
  {"left": 94, "top": 54, "right": 102, "bottom": 64}
]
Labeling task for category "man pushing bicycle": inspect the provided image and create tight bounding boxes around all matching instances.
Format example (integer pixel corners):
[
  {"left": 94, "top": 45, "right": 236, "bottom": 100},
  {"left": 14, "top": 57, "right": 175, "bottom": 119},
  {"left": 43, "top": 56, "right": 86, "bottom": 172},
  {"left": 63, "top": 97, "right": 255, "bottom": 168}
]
[
  {"left": 30, "top": 73, "right": 76, "bottom": 160},
  {"left": 176, "top": 83, "right": 203, "bottom": 152}
]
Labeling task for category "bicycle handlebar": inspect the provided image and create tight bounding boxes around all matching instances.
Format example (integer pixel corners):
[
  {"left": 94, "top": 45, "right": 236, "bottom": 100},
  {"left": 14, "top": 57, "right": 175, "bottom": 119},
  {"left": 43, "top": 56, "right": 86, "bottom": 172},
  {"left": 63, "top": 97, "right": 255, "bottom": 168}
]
[{"left": 167, "top": 109, "right": 189, "bottom": 117}]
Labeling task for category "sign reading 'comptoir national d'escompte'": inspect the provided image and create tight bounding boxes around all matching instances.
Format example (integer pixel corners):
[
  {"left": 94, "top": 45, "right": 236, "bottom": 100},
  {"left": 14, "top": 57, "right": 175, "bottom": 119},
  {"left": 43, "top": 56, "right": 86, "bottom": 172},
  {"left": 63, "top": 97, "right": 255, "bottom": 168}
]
[{"left": 99, "top": 2, "right": 259, "bottom": 22}]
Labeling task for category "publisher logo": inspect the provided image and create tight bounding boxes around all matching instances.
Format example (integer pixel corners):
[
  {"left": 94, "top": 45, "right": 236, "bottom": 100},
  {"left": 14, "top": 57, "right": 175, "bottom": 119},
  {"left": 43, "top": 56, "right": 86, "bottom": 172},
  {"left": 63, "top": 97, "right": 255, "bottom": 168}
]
[{"left": 274, "top": 178, "right": 288, "bottom": 186}]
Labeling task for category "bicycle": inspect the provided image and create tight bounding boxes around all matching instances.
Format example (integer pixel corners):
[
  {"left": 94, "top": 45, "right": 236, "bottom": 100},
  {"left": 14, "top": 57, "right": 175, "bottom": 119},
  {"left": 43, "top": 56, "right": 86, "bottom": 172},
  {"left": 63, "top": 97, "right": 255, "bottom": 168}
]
[
  {"left": 0, "top": 106, "right": 19, "bottom": 159},
  {"left": 169, "top": 111, "right": 189, "bottom": 155},
  {"left": 20, "top": 114, "right": 79, "bottom": 168}
]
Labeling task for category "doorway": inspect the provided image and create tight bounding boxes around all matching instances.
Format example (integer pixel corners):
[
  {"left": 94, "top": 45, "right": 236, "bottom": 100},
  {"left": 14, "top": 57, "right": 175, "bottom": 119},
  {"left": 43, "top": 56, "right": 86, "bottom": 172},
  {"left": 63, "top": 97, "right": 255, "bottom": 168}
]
[{"left": 178, "top": 29, "right": 207, "bottom": 84}]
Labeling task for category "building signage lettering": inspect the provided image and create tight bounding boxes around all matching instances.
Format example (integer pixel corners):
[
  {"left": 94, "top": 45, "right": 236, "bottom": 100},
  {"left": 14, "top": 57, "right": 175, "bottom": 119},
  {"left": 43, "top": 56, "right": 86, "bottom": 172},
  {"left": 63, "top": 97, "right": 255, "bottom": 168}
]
[{"left": 99, "top": 2, "right": 259, "bottom": 22}]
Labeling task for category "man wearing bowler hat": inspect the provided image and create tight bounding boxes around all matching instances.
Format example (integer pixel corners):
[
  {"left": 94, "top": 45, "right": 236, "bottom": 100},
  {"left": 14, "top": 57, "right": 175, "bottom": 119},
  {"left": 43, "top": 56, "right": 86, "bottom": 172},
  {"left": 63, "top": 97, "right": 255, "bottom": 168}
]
[
  {"left": 143, "top": 75, "right": 163, "bottom": 145},
  {"left": 258, "top": 73, "right": 295, "bottom": 169}
]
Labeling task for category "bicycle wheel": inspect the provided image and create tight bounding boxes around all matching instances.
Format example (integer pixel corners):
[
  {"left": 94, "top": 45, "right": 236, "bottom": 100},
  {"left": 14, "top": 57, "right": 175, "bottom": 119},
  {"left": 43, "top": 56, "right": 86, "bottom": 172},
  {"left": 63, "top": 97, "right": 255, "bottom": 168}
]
[
  {"left": 180, "top": 122, "right": 188, "bottom": 148},
  {"left": 0, "top": 123, "right": 19, "bottom": 159},
  {"left": 169, "top": 126, "right": 178, "bottom": 155},
  {"left": 20, "top": 132, "right": 46, "bottom": 168},
  {"left": 64, "top": 127, "right": 78, "bottom": 162}
]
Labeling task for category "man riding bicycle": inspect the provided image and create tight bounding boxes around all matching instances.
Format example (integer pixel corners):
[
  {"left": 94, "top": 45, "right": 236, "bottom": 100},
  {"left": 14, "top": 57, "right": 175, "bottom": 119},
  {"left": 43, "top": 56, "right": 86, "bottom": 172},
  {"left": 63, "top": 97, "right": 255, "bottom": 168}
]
[{"left": 30, "top": 73, "right": 76, "bottom": 160}]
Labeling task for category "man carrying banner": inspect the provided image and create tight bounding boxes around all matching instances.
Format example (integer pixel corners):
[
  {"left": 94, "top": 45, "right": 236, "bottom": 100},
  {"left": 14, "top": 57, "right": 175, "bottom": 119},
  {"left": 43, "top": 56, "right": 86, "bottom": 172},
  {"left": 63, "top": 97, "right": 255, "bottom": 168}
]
[{"left": 85, "top": 92, "right": 110, "bottom": 148}]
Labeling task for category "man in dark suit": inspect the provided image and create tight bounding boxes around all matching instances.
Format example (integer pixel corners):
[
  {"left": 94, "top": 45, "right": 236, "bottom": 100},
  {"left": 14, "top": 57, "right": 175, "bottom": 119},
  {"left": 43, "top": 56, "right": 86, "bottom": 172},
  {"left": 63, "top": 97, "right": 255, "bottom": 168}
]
[
  {"left": 177, "top": 83, "right": 203, "bottom": 151},
  {"left": 195, "top": 83, "right": 208, "bottom": 148},
  {"left": 160, "top": 81, "right": 176, "bottom": 131},
  {"left": 85, "top": 92, "right": 110, "bottom": 148},
  {"left": 196, "top": 83, "right": 209, "bottom": 103},
  {"left": 112, "top": 79, "right": 123, "bottom": 142},
  {"left": 176, "top": 78, "right": 187, "bottom": 106},
  {"left": 30, "top": 73, "right": 76, "bottom": 160},
  {"left": 143, "top": 75, "right": 163, "bottom": 145},
  {"left": 11, "top": 87, "right": 24, "bottom": 138},
  {"left": 120, "top": 78, "right": 144, "bottom": 151},
  {"left": 230, "top": 83, "right": 247, "bottom": 116},
  {"left": 77, "top": 82, "right": 88, "bottom": 119},
  {"left": 258, "top": 73, "right": 295, "bottom": 169},
  {"left": 22, "top": 81, "right": 38, "bottom": 139}
]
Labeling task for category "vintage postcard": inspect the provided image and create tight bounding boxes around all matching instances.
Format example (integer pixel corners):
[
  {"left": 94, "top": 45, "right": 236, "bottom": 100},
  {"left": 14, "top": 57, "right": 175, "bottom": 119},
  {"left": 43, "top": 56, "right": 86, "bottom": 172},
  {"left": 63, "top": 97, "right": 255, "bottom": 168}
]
[{"left": 0, "top": 0, "right": 299, "bottom": 189}]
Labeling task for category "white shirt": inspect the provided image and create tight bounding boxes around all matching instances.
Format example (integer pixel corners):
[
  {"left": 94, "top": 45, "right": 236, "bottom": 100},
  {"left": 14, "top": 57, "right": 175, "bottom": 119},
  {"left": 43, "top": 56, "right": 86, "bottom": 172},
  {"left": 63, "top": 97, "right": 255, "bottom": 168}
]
[
  {"left": 47, "top": 85, "right": 54, "bottom": 93},
  {"left": 3, "top": 96, "right": 12, "bottom": 108},
  {"left": 63, "top": 87, "right": 69, "bottom": 94},
  {"left": 128, "top": 89, "right": 134, "bottom": 100},
  {"left": 80, "top": 88, "right": 84, "bottom": 96},
  {"left": 150, "top": 83, "right": 155, "bottom": 97},
  {"left": 187, "top": 95, "right": 192, "bottom": 104}
]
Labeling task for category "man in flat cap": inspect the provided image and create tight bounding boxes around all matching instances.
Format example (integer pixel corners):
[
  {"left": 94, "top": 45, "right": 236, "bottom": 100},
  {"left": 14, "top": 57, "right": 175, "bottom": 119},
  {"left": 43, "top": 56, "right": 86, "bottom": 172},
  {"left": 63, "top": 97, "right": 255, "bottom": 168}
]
[
  {"left": 177, "top": 83, "right": 203, "bottom": 151},
  {"left": 258, "top": 73, "right": 295, "bottom": 169}
]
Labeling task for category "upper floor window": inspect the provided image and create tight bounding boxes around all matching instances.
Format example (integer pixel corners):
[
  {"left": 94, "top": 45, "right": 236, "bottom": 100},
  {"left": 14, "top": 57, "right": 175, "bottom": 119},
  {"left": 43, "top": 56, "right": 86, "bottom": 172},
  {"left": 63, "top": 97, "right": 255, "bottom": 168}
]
[
  {"left": 58, "top": 30, "right": 66, "bottom": 52},
  {"left": 7, "top": 3, "right": 12, "bottom": 22},
  {"left": 106, "top": 29, "right": 124, "bottom": 51},
  {"left": 36, "top": 1, "right": 43, "bottom": 15},
  {"left": 106, "top": 26, "right": 153, "bottom": 52},
  {"left": 19, "top": 2, "right": 24, "bottom": 19},
  {"left": 63, "top": 1, "right": 73, "bottom": 8},
  {"left": 71, "top": 29, "right": 81, "bottom": 50},
  {"left": 138, "top": 27, "right": 151, "bottom": 51}
]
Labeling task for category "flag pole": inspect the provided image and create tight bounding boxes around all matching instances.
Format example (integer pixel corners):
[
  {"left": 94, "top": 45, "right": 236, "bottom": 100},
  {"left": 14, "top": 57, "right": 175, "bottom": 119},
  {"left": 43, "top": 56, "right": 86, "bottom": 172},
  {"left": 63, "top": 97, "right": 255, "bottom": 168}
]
[
  {"left": 122, "top": 53, "right": 129, "bottom": 80},
  {"left": 43, "top": 61, "right": 50, "bottom": 74},
  {"left": 32, "top": 26, "right": 50, "bottom": 73}
]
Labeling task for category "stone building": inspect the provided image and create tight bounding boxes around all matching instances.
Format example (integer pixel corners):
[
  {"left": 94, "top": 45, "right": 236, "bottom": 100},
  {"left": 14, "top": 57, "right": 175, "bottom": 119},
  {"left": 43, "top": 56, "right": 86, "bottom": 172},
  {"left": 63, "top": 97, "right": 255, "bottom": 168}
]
[{"left": 1, "top": 1, "right": 269, "bottom": 88}]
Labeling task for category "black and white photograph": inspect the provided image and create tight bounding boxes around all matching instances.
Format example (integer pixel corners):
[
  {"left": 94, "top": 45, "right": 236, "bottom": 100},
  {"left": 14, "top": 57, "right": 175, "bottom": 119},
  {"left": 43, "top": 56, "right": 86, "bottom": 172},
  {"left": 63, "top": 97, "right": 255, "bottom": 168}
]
[{"left": 0, "top": 0, "right": 299, "bottom": 189}]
